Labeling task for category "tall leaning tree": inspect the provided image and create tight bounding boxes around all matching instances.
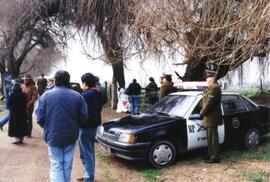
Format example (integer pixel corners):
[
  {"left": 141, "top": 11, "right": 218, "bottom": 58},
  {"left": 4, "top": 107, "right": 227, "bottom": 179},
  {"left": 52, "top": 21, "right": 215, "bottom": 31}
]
[
  {"left": 70, "top": 0, "right": 135, "bottom": 108},
  {"left": 130, "top": 0, "right": 270, "bottom": 80},
  {"left": 0, "top": 0, "right": 65, "bottom": 78}
]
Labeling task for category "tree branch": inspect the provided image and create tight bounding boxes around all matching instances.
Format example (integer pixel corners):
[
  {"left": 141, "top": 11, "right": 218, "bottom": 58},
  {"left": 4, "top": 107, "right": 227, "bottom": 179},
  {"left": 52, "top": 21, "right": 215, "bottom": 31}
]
[{"left": 16, "top": 30, "right": 46, "bottom": 68}]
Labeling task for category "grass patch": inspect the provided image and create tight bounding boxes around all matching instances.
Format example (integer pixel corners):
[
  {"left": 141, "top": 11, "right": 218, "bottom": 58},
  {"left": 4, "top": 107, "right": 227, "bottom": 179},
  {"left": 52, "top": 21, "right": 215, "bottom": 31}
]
[
  {"left": 139, "top": 169, "right": 160, "bottom": 181},
  {"left": 96, "top": 147, "right": 114, "bottom": 182},
  {"left": 225, "top": 88, "right": 270, "bottom": 99},
  {"left": 243, "top": 171, "right": 270, "bottom": 182},
  {"left": 96, "top": 147, "right": 109, "bottom": 164},
  {"left": 224, "top": 150, "right": 263, "bottom": 162},
  {"left": 224, "top": 134, "right": 270, "bottom": 163},
  {"left": 224, "top": 146, "right": 270, "bottom": 163},
  {"left": 188, "top": 158, "right": 200, "bottom": 166}
]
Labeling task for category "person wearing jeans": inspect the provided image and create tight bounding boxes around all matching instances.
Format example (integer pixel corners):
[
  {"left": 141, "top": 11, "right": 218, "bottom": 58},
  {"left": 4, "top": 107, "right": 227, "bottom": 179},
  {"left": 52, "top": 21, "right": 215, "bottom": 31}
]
[
  {"left": 36, "top": 70, "right": 88, "bottom": 182},
  {"left": 48, "top": 145, "right": 75, "bottom": 182},
  {"left": 77, "top": 73, "right": 102, "bottom": 182},
  {"left": 0, "top": 113, "right": 10, "bottom": 131},
  {"left": 130, "top": 95, "right": 140, "bottom": 115},
  {"left": 125, "top": 79, "right": 141, "bottom": 115},
  {"left": 78, "top": 128, "right": 97, "bottom": 182}
]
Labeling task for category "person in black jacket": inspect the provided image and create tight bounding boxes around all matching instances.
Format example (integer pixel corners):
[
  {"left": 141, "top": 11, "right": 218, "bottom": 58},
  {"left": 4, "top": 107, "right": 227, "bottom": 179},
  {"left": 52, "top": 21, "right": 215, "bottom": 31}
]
[
  {"left": 8, "top": 83, "right": 28, "bottom": 144},
  {"left": 126, "top": 79, "right": 141, "bottom": 115},
  {"left": 145, "top": 77, "right": 158, "bottom": 105},
  {"left": 77, "top": 73, "right": 102, "bottom": 182},
  {"left": 95, "top": 76, "right": 108, "bottom": 110},
  {"left": 37, "top": 73, "right": 47, "bottom": 96}
]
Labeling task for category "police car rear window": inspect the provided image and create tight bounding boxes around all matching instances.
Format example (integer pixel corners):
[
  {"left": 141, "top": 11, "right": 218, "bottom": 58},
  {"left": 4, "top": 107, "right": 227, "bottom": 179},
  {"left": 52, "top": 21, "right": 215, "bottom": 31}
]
[
  {"left": 241, "top": 96, "right": 258, "bottom": 111},
  {"left": 222, "top": 95, "right": 248, "bottom": 114}
]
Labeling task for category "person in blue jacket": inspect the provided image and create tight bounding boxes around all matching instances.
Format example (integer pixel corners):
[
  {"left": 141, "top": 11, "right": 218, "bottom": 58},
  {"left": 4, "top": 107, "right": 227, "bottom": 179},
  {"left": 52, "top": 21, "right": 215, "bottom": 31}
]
[{"left": 35, "top": 70, "right": 88, "bottom": 182}]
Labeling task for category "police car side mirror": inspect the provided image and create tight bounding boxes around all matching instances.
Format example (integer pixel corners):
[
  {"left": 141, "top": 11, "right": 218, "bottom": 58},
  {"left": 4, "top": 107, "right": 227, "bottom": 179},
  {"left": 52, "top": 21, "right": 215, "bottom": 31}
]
[{"left": 189, "top": 114, "right": 203, "bottom": 120}]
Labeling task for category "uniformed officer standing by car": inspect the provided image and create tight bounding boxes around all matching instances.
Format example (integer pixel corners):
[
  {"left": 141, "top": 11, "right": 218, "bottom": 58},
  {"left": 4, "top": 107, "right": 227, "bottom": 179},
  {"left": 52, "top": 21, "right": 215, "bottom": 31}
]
[
  {"left": 200, "top": 65, "right": 222, "bottom": 164},
  {"left": 159, "top": 74, "right": 174, "bottom": 100}
]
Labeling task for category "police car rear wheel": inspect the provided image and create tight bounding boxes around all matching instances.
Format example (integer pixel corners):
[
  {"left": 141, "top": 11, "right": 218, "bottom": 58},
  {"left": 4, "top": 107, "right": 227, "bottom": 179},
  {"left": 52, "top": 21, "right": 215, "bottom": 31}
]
[
  {"left": 149, "top": 140, "right": 176, "bottom": 168},
  {"left": 244, "top": 129, "right": 260, "bottom": 150}
]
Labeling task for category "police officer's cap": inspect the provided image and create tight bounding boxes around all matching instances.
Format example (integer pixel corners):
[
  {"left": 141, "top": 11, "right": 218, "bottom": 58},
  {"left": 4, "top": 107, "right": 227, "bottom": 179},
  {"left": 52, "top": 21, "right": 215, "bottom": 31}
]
[{"left": 205, "top": 63, "right": 218, "bottom": 78}]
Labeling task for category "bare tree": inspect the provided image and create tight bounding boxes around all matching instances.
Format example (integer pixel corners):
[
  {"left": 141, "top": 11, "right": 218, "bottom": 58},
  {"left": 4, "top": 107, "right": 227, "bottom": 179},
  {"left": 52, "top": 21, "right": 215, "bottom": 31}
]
[
  {"left": 0, "top": 0, "right": 66, "bottom": 78},
  {"left": 130, "top": 0, "right": 270, "bottom": 80},
  {"left": 71, "top": 0, "right": 135, "bottom": 108}
]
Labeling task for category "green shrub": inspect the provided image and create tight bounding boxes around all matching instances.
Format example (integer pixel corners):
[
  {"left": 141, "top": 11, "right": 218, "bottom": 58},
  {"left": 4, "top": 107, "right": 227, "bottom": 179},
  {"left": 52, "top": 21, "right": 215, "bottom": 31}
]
[
  {"left": 243, "top": 171, "right": 269, "bottom": 182},
  {"left": 225, "top": 88, "right": 270, "bottom": 99}
]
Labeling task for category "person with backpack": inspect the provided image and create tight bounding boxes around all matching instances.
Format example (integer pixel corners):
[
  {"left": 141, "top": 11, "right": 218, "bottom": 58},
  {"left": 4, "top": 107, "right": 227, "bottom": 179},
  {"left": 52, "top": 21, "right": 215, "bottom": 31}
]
[{"left": 77, "top": 73, "right": 103, "bottom": 182}]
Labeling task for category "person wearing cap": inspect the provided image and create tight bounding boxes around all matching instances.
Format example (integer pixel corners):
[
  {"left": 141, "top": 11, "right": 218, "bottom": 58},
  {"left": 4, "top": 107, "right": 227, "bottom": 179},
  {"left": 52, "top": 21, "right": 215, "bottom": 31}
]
[
  {"left": 159, "top": 74, "right": 174, "bottom": 100},
  {"left": 7, "top": 82, "right": 28, "bottom": 144},
  {"left": 145, "top": 77, "right": 158, "bottom": 105},
  {"left": 37, "top": 73, "right": 47, "bottom": 96},
  {"left": 200, "top": 67, "right": 222, "bottom": 164},
  {"left": 21, "top": 74, "right": 38, "bottom": 138},
  {"left": 77, "top": 73, "right": 103, "bottom": 182},
  {"left": 35, "top": 70, "right": 88, "bottom": 182},
  {"left": 125, "top": 79, "right": 142, "bottom": 115}
]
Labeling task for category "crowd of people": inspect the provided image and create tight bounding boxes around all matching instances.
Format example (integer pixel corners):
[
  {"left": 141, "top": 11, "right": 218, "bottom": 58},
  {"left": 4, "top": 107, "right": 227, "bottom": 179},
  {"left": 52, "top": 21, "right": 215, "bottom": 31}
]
[
  {"left": 0, "top": 66, "right": 223, "bottom": 181},
  {"left": 0, "top": 70, "right": 108, "bottom": 182},
  {"left": 117, "top": 73, "right": 177, "bottom": 115}
]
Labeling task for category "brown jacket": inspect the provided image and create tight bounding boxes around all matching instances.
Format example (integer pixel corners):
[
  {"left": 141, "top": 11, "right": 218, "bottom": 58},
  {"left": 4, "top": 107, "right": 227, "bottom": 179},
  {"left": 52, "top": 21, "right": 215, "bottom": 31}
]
[
  {"left": 22, "top": 83, "right": 38, "bottom": 109},
  {"left": 200, "top": 82, "right": 222, "bottom": 127}
]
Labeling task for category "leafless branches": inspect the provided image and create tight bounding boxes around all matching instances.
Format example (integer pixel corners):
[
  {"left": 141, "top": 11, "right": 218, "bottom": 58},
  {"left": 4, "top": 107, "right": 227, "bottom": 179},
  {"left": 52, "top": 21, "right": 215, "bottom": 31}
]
[{"left": 130, "top": 0, "right": 270, "bottom": 70}]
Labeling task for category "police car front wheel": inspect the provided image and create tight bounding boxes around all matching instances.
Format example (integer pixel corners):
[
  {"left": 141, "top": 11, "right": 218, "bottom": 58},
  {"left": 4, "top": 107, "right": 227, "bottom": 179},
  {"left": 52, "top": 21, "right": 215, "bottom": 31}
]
[{"left": 148, "top": 140, "right": 176, "bottom": 168}]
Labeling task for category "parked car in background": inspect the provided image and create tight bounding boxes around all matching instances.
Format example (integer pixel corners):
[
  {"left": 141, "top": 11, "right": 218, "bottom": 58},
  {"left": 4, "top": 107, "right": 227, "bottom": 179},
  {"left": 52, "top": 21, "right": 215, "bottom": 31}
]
[{"left": 96, "top": 91, "right": 270, "bottom": 168}]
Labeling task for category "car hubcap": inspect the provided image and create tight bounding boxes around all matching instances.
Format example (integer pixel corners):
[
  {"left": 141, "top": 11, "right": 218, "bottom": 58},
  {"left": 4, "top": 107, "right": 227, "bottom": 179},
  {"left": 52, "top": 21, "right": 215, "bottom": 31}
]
[
  {"left": 153, "top": 144, "right": 173, "bottom": 166},
  {"left": 247, "top": 131, "right": 259, "bottom": 147}
]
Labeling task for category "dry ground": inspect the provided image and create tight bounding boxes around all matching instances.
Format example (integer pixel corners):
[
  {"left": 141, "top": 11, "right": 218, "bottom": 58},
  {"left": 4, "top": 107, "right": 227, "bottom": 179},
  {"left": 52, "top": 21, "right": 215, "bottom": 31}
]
[{"left": 0, "top": 104, "right": 269, "bottom": 182}]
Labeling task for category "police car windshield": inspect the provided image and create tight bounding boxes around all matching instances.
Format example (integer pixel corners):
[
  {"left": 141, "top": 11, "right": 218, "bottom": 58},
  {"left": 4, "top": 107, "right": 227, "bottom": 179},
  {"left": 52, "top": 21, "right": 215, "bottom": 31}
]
[{"left": 151, "top": 95, "right": 197, "bottom": 117}]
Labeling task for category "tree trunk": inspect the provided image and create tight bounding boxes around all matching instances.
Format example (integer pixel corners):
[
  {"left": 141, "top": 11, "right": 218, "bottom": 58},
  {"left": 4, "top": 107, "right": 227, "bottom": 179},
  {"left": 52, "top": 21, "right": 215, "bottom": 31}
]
[
  {"left": 100, "top": 36, "right": 125, "bottom": 109},
  {"left": 7, "top": 56, "right": 20, "bottom": 78},
  {"left": 111, "top": 79, "right": 118, "bottom": 109},
  {"left": 182, "top": 59, "right": 230, "bottom": 81},
  {"left": 183, "top": 62, "right": 206, "bottom": 81}
]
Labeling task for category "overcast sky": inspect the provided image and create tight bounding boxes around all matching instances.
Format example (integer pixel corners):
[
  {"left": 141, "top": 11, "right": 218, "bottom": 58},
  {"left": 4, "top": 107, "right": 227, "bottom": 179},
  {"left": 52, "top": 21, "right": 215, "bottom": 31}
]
[{"left": 50, "top": 35, "right": 186, "bottom": 87}]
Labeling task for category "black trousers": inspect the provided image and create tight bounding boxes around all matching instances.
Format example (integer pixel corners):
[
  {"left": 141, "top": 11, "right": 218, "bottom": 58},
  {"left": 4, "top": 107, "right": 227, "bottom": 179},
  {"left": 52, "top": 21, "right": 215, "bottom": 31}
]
[{"left": 27, "top": 107, "right": 34, "bottom": 136}]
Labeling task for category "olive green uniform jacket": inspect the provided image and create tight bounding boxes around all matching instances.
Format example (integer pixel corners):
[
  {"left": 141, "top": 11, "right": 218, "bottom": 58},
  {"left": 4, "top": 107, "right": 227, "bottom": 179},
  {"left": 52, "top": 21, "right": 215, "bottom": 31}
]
[
  {"left": 159, "top": 82, "right": 173, "bottom": 100},
  {"left": 200, "top": 82, "right": 222, "bottom": 127}
]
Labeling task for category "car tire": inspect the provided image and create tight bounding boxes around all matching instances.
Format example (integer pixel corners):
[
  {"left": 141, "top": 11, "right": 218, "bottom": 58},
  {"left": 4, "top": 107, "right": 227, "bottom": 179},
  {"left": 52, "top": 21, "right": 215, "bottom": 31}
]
[
  {"left": 148, "top": 140, "right": 176, "bottom": 168},
  {"left": 244, "top": 128, "right": 260, "bottom": 150}
]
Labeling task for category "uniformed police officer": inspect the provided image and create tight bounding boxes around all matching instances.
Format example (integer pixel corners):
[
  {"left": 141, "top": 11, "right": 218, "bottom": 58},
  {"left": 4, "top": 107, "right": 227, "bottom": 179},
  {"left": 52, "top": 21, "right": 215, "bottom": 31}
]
[
  {"left": 200, "top": 66, "right": 222, "bottom": 163},
  {"left": 159, "top": 74, "right": 174, "bottom": 100}
]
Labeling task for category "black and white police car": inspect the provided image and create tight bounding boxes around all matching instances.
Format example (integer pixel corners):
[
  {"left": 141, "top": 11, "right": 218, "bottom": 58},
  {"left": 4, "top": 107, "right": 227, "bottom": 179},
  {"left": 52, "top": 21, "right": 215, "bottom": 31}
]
[{"left": 96, "top": 91, "right": 270, "bottom": 168}]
